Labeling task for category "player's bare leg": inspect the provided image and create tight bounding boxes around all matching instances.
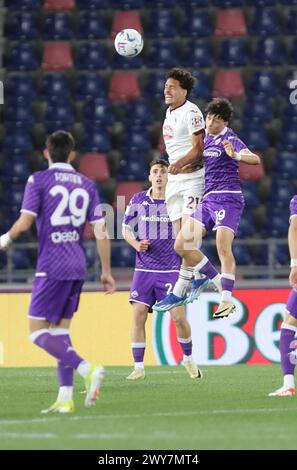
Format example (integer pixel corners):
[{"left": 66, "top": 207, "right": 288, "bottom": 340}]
[
  {"left": 126, "top": 302, "right": 148, "bottom": 380},
  {"left": 170, "top": 305, "right": 202, "bottom": 379}
]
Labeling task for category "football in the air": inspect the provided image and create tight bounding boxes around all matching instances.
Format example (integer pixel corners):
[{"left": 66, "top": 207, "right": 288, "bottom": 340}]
[{"left": 114, "top": 29, "right": 143, "bottom": 58}]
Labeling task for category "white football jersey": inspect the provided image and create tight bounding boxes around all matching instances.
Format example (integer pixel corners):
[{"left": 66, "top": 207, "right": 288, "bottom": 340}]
[{"left": 163, "top": 100, "right": 205, "bottom": 180}]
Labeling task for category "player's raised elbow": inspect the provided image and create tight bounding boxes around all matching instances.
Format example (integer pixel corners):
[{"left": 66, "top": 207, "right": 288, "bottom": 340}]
[{"left": 252, "top": 154, "right": 261, "bottom": 165}]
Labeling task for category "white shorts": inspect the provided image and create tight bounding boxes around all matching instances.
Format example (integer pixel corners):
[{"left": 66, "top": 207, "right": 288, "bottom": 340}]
[{"left": 165, "top": 172, "right": 204, "bottom": 222}]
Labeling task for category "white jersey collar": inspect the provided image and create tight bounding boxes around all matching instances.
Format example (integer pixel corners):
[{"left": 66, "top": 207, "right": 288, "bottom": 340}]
[{"left": 49, "top": 163, "right": 74, "bottom": 171}]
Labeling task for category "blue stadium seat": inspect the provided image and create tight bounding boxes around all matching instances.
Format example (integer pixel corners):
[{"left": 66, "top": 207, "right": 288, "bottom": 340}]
[
  {"left": 7, "top": 0, "right": 43, "bottom": 10},
  {"left": 111, "top": 245, "right": 135, "bottom": 268},
  {"left": 219, "top": 39, "right": 248, "bottom": 67},
  {"left": 3, "top": 160, "right": 31, "bottom": 184},
  {"left": 246, "top": 0, "right": 277, "bottom": 4},
  {"left": 285, "top": 9, "right": 297, "bottom": 34},
  {"left": 112, "top": 0, "right": 142, "bottom": 8},
  {"left": 6, "top": 75, "right": 37, "bottom": 101},
  {"left": 44, "top": 101, "right": 75, "bottom": 132},
  {"left": 121, "top": 126, "right": 152, "bottom": 152},
  {"left": 213, "top": 0, "right": 244, "bottom": 6},
  {"left": 182, "top": 10, "right": 213, "bottom": 37},
  {"left": 124, "top": 99, "right": 154, "bottom": 126},
  {"left": 143, "top": 72, "right": 166, "bottom": 99},
  {"left": 146, "top": 40, "right": 178, "bottom": 68},
  {"left": 147, "top": 9, "right": 176, "bottom": 38},
  {"left": 236, "top": 212, "right": 256, "bottom": 238},
  {"left": 0, "top": 252, "right": 7, "bottom": 269},
  {"left": 289, "top": 38, "right": 297, "bottom": 64},
  {"left": 249, "top": 7, "right": 280, "bottom": 35},
  {"left": 12, "top": 249, "right": 31, "bottom": 270},
  {"left": 240, "top": 124, "right": 269, "bottom": 151},
  {"left": 6, "top": 12, "right": 39, "bottom": 40},
  {"left": 255, "top": 245, "right": 268, "bottom": 265},
  {"left": 233, "top": 245, "right": 251, "bottom": 266},
  {"left": 269, "top": 180, "right": 295, "bottom": 208},
  {"left": 78, "top": 12, "right": 108, "bottom": 39},
  {"left": 143, "top": 0, "right": 175, "bottom": 6},
  {"left": 76, "top": 42, "right": 107, "bottom": 70},
  {"left": 85, "top": 244, "right": 96, "bottom": 268},
  {"left": 83, "top": 98, "right": 114, "bottom": 126},
  {"left": 280, "top": 124, "right": 297, "bottom": 151},
  {"left": 248, "top": 70, "right": 278, "bottom": 97},
  {"left": 41, "top": 73, "right": 71, "bottom": 100},
  {"left": 3, "top": 129, "right": 33, "bottom": 153},
  {"left": 81, "top": 127, "right": 112, "bottom": 153},
  {"left": 179, "top": 0, "right": 209, "bottom": 6},
  {"left": 241, "top": 182, "right": 260, "bottom": 208},
  {"left": 118, "top": 159, "right": 148, "bottom": 181},
  {"left": 43, "top": 13, "right": 73, "bottom": 40},
  {"left": 276, "top": 246, "right": 290, "bottom": 266},
  {"left": 183, "top": 39, "right": 214, "bottom": 68},
  {"left": 75, "top": 0, "right": 109, "bottom": 9},
  {"left": 264, "top": 211, "right": 289, "bottom": 238},
  {"left": 243, "top": 97, "right": 273, "bottom": 122},
  {"left": 120, "top": 149, "right": 148, "bottom": 163},
  {"left": 5, "top": 99, "right": 35, "bottom": 128},
  {"left": 276, "top": 157, "right": 297, "bottom": 179},
  {"left": 255, "top": 37, "right": 285, "bottom": 66},
  {"left": 74, "top": 73, "right": 106, "bottom": 100},
  {"left": 7, "top": 43, "right": 39, "bottom": 71},
  {"left": 191, "top": 71, "right": 212, "bottom": 100},
  {"left": 112, "top": 52, "right": 143, "bottom": 70}
]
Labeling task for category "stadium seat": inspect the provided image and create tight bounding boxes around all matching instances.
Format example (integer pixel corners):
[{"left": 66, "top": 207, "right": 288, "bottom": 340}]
[
  {"left": 233, "top": 245, "right": 251, "bottom": 265},
  {"left": 255, "top": 37, "right": 285, "bottom": 66},
  {"left": 218, "top": 39, "right": 248, "bottom": 66},
  {"left": 262, "top": 211, "right": 289, "bottom": 238},
  {"left": 213, "top": 0, "right": 244, "bottom": 6},
  {"left": 112, "top": 52, "right": 143, "bottom": 70},
  {"left": 5, "top": 99, "right": 35, "bottom": 128},
  {"left": 111, "top": 11, "right": 143, "bottom": 39},
  {"left": 6, "top": 12, "right": 39, "bottom": 40},
  {"left": 112, "top": 0, "right": 144, "bottom": 9},
  {"left": 3, "top": 160, "right": 31, "bottom": 184},
  {"left": 12, "top": 249, "right": 31, "bottom": 270},
  {"left": 239, "top": 157, "right": 265, "bottom": 181},
  {"left": 79, "top": 153, "right": 110, "bottom": 183},
  {"left": 41, "top": 73, "right": 71, "bottom": 100},
  {"left": 246, "top": 0, "right": 277, "bottom": 5},
  {"left": 118, "top": 159, "right": 148, "bottom": 181},
  {"left": 42, "top": 13, "right": 73, "bottom": 40},
  {"left": 74, "top": 73, "right": 106, "bottom": 100},
  {"left": 78, "top": 12, "right": 108, "bottom": 39},
  {"left": 7, "top": 43, "right": 39, "bottom": 71},
  {"left": 43, "top": 0, "right": 75, "bottom": 11},
  {"left": 8, "top": 0, "right": 43, "bottom": 10},
  {"left": 76, "top": 0, "right": 109, "bottom": 9},
  {"left": 111, "top": 245, "right": 135, "bottom": 268},
  {"left": 182, "top": 10, "right": 213, "bottom": 37},
  {"left": 82, "top": 98, "right": 114, "bottom": 126},
  {"left": 280, "top": 124, "right": 297, "bottom": 151},
  {"left": 248, "top": 70, "right": 278, "bottom": 97},
  {"left": 146, "top": 9, "right": 176, "bottom": 38},
  {"left": 76, "top": 42, "right": 107, "bottom": 70},
  {"left": 249, "top": 7, "right": 280, "bottom": 35},
  {"left": 3, "top": 129, "right": 33, "bottom": 153},
  {"left": 270, "top": 180, "right": 294, "bottom": 208},
  {"left": 215, "top": 9, "right": 247, "bottom": 37},
  {"left": 109, "top": 72, "right": 140, "bottom": 101},
  {"left": 81, "top": 127, "right": 112, "bottom": 153},
  {"left": 44, "top": 100, "right": 75, "bottom": 132},
  {"left": 147, "top": 40, "right": 178, "bottom": 68},
  {"left": 114, "top": 181, "right": 143, "bottom": 209},
  {"left": 243, "top": 97, "right": 273, "bottom": 122},
  {"left": 6, "top": 75, "right": 37, "bottom": 101},
  {"left": 275, "top": 246, "right": 290, "bottom": 266},
  {"left": 286, "top": 8, "right": 297, "bottom": 34},
  {"left": 183, "top": 39, "right": 214, "bottom": 68},
  {"left": 83, "top": 222, "right": 95, "bottom": 241},
  {"left": 85, "top": 243, "right": 96, "bottom": 268},
  {"left": 191, "top": 71, "right": 212, "bottom": 100},
  {"left": 236, "top": 212, "right": 256, "bottom": 237},
  {"left": 143, "top": 0, "right": 175, "bottom": 6},
  {"left": 213, "top": 70, "right": 244, "bottom": 98},
  {"left": 240, "top": 126, "right": 269, "bottom": 151},
  {"left": 121, "top": 126, "right": 152, "bottom": 152},
  {"left": 143, "top": 72, "right": 165, "bottom": 99},
  {"left": 241, "top": 182, "right": 260, "bottom": 208},
  {"left": 275, "top": 156, "right": 297, "bottom": 179},
  {"left": 124, "top": 99, "right": 154, "bottom": 126},
  {"left": 289, "top": 38, "right": 297, "bottom": 65},
  {"left": 42, "top": 42, "right": 73, "bottom": 71}
]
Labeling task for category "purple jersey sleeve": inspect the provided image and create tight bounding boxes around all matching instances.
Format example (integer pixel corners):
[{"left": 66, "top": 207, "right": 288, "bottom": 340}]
[
  {"left": 228, "top": 135, "right": 247, "bottom": 154},
  {"left": 123, "top": 194, "right": 139, "bottom": 230},
  {"left": 290, "top": 195, "right": 297, "bottom": 220},
  {"left": 87, "top": 183, "right": 104, "bottom": 224},
  {"left": 21, "top": 174, "right": 41, "bottom": 217}
]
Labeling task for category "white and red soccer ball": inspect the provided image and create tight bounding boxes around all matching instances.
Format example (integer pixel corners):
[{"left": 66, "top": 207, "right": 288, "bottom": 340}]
[{"left": 114, "top": 29, "right": 143, "bottom": 58}]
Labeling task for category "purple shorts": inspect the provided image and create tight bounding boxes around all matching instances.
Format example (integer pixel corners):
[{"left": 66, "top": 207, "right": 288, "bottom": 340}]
[
  {"left": 286, "top": 289, "right": 297, "bottom": 319},
  {"left": 129, "top": 270, "right": 179, "bottom": 312},
  {"left": 28, "top": 277, "right": 84, "bottom": 324},
  {"left": 191, "top": 193, "right": 245, "bottom": 236}
]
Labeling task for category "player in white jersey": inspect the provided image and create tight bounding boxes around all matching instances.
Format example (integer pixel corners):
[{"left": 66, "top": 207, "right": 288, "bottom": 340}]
[{"left": 162, "top": 68, "right": 207, "bottom": 303}]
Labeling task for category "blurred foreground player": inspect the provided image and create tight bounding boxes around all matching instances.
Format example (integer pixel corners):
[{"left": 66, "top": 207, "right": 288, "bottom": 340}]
[
  {"left": 122, "top": 159, "right": 202, "bottom": 380},
  {"left": 269, "top": 196, "right": 297, "bottom": 397},
  {"left": 0, "top": 131, "right": 116, "bottom": 412}
]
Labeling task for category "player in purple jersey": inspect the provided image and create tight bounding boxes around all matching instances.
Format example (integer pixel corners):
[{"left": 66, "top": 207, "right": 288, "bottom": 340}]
[
  {"left": 269, "top": 195, "right": 297, "bottom": 397},
  {"left": 122, "top": 159, "right": 202, "bottom": 380},
  {"left": 0, "top": 131, "right": 116, "bottom": 413},
  {"left": 155, "top": 98, "right": 260, "bottom": 318}
]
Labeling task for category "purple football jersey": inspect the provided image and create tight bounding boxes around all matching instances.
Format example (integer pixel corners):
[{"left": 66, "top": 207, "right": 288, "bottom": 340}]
[
  {"left": 21, "top": 162, "right": 104, "bottom": 280},
  {"left": 203, "top": 127, "right": 247, "bottom": 197},
  {"left": 290, "top": 195, "right": 297, "bottom": 220},
  {"left": 123, "top": 189, "right": 180, "bottom": 271}
]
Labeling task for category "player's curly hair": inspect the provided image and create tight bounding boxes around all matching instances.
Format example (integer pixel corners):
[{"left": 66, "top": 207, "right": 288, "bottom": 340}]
[
  {"left": 205, "top": 98, "right": 234, "bottom": 122},
  {"left": 46, "top": 130, "right": 75, "bottom": 163},
  {"left": 166, "top": 68, "right": 195, "bottom": 97}
]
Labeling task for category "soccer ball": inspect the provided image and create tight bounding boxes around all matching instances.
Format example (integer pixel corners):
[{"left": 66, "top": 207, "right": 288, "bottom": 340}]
[{"left": 114, "top": 29, "right": 143, "bottom": 58}]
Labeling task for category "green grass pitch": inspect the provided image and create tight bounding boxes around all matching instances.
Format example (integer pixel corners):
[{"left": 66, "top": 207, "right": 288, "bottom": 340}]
[{"left": 0, "top": 365, "right": 296, "bottom": 450}]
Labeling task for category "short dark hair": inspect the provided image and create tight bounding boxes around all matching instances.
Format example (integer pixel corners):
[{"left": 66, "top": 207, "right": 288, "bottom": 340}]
[
  {"left": 205, "top": 98, "right": 234, "bottom": 122},
  {"left": 166, "top": 68, "right": 195, "bottom": 98},
  {"left": 149, "top": 158, "right": 169, "bottom": 169},
  {"left": 46, "top": 130, "right": 75, "bottom": 163}
]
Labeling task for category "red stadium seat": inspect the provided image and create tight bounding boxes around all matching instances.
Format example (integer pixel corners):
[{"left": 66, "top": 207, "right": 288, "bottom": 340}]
[
  {"left": 108, "top": 72, "right": 140, "bottom": 101},
  {"left": 79, "top": 153, "right": 110, "bottom": 183},
  {"left": 114, "top": 181, "right": 143, "bottom": 209},
  {"left": 215, "top": 9, "right": 247, "bottom": 37},
  {"left": 42, "top": 42, "right": 73, "bottom": 71},
  {"left": 43, "top": 0, "right": 75, "bottom": 11},
  {"left": 111, "top": 11, "right": 143, "bottom": 39},
  {"left": 213, "top": 70, "right": 244, "bottom": 98},
  {"left": 239, "top": 156, "right": 265, "bottom": 181},
  {"left": 83, "top": 222, "right": 95, "bottom": 240}
]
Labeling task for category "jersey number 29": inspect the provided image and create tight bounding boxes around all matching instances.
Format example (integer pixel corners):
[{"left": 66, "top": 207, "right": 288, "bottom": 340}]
[{"left": 50, "top": 185, "right": 89, "bottom": 227}]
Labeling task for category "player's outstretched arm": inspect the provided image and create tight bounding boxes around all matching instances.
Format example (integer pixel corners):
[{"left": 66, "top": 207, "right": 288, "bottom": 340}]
[
  {"left": 122, "top": 225, "right": 150, "bottom": 252},
  {"left": 94, "top": 221, "right": 116, "bottom": 294},
  {"left": 289, "top": 216, "right": 297, "bottom": 291},
  {"left": 169, "top": 131, "right": 204, "bottom": 175},
  {"left": 222, "top": 140, "right": 260, "bottom": 165},
  {"left": 0, "top": 213, "right": 35, "bottom": 250}
]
